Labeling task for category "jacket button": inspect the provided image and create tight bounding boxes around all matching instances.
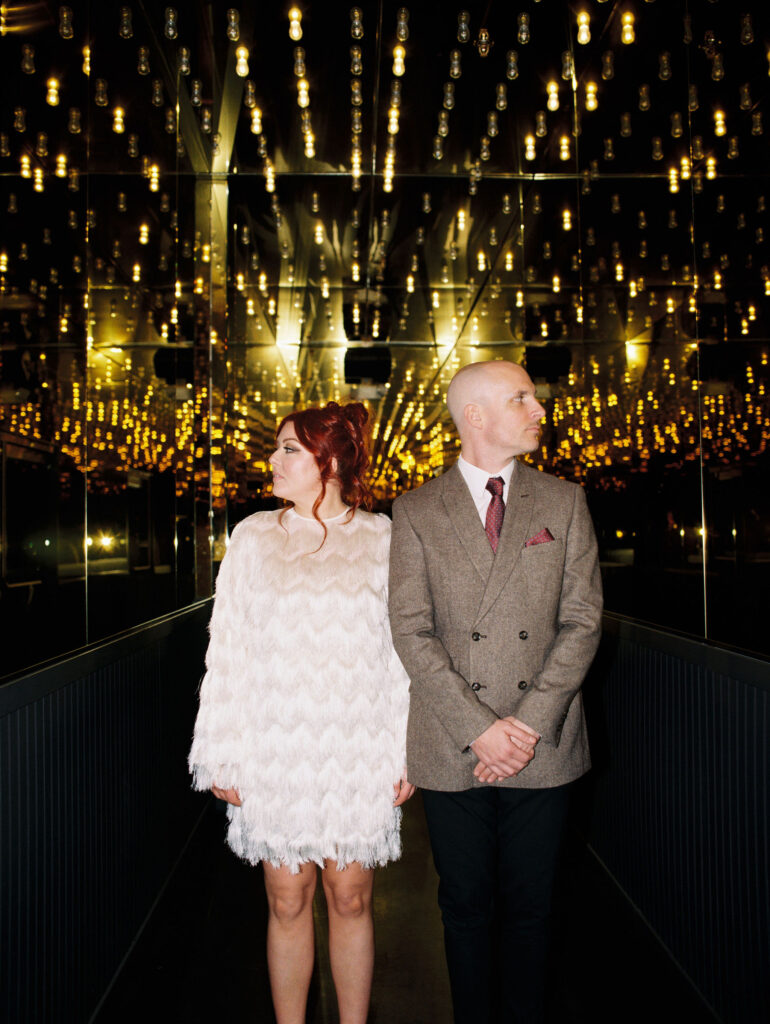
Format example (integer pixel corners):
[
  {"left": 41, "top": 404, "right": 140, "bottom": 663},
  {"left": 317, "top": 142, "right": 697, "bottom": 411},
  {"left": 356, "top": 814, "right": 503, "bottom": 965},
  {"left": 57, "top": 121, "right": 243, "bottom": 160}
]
[
  {"left": 471, "top": 631, "right": 481, "bottom": 641},
  {"left": 518, "top": 680, "right": 528, "bottom": 690},
  {"left": 471, "top": 682, "right": 481, "bottom": 692},
  {"left": 519, "top": 630, "right": 528, "bottom": 640}
]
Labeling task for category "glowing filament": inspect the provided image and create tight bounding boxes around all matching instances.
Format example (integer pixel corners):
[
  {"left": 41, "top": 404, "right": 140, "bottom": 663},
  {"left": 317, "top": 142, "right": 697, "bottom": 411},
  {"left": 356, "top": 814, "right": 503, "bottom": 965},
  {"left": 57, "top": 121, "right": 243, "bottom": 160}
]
[
  {"left": 559, "top": 135, "right": 570, "bottom": 161},
  {"left": 547, "top": 80, "right": 559, "bottom": 112},
  {"left": 392, "top": 45, "right": 405, "bottom": 77},
  {"left": 505, "top": 251, "right": 514, "bottom": 271},
  {"left": 621, "top": 13, "right": 635, "bottom": 44},
  {"left": 562, "top": 209, "right": 572, "bottom": 231},
  {"left": 112, "top": 107, "right": 125, "bottom": 133},
  {"left": 714, "top": 109, "right": 726, "bottom": 136},
  {"left": 235, "top": 47, "right": 249, "bottom": 77},
  {"left": 577, "top": 12, "right": 590, "bottom": 45},
  {"left": 46, "top": 78, "right": 60, "bottom": 106},
  {"left": 524, "top": 134, "right": 536, "bottom": 160},
  {"left": 288, "top": 7, "right": 302, "bottom": 41}
]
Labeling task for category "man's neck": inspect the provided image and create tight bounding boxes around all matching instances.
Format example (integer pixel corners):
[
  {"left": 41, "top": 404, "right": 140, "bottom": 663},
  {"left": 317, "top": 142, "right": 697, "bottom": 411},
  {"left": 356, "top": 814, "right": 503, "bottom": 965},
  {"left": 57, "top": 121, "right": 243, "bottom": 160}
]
[{"left": 459, "top": 449, "right": 516, "bottom": 476}]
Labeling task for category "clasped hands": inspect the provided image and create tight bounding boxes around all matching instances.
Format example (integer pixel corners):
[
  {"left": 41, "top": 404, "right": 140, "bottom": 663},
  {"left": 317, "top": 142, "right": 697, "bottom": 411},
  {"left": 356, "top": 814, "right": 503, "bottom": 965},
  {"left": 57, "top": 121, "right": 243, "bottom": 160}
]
[{"left": 471, "top": 716, "right": 541, "bottom": 783}]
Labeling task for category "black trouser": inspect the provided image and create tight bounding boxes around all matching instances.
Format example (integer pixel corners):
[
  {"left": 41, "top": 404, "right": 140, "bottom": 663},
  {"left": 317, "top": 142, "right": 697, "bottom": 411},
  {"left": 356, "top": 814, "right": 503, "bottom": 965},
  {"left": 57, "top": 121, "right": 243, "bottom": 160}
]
[{"left": 421, "top": 784, "right": 570, "bottom": 1024}]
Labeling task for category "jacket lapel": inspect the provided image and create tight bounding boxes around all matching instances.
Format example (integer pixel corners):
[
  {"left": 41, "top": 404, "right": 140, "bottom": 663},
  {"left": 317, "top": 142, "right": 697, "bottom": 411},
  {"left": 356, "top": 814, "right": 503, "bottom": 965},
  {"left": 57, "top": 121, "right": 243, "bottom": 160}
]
[
  {"left": 475, "top": 462, "right": 536, "bottom": 622},
  {"left": 441, "top": 463, "right": 495, "bottom": 584}
]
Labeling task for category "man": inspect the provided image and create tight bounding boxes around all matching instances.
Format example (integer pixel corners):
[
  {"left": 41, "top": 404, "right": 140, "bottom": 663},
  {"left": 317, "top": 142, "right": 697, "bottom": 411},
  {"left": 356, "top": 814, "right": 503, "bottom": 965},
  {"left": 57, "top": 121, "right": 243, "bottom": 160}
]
[{"left": 388, "top": 360, "right": 602, "bottom": 1023}]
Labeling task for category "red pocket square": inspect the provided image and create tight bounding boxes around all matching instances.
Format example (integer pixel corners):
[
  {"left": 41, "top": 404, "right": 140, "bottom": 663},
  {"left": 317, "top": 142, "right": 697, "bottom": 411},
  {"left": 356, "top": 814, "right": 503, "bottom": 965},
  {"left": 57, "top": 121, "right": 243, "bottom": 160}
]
[{"left": 525, "top": 527, "right": 555, "bottom": 547}]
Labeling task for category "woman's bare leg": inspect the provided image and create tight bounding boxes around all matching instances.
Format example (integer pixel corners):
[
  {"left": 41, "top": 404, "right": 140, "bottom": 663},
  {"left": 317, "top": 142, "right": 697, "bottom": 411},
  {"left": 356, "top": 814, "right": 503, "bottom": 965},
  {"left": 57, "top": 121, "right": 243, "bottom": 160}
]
[
  {"left": 321, "top": 860, "right": 375, "bottom": 1024},
  {"left": 262, "top": 861, "right": 317, "bottom": 1024}
]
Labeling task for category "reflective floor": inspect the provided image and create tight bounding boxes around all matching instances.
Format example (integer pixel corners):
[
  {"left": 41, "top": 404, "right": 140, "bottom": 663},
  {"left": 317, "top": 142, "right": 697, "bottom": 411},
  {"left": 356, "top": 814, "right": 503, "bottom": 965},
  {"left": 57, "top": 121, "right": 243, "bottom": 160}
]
[{"left": 94, "top": 792, "right": 718, "bottom": 1023}]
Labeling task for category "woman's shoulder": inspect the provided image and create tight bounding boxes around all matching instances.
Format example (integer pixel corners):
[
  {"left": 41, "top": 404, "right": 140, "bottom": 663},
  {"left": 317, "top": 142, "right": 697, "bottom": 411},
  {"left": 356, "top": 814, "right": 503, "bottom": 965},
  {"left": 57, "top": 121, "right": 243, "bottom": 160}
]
[
  {"left": 228, "top": 509, "right": 283, "bottom": 543},
  {"left": 352, "top": 509, "right": 392, "bottom": 534}
]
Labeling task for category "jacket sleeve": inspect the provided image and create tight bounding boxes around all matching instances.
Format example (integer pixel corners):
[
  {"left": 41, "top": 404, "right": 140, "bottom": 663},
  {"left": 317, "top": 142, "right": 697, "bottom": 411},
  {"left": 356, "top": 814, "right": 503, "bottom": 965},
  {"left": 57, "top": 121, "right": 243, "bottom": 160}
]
[
  {"left": 188, "top": 522, "right": 250, "bottom": 791},
  {"left": 388, "top": 497, "right": 498, "bottom": 751},
  {"left": 514, "top": 485, "right": 603, "bottom": 746}
]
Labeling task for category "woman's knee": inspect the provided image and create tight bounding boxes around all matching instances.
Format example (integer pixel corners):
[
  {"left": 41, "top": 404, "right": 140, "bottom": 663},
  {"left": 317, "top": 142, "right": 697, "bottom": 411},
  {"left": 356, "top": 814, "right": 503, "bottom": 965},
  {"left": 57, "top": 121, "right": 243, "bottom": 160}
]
[
  {"left": 264, "top": 865, "right": 316, "bottom": 924},
  {"left": 322, "top": 870, "right": 373, "bottom": 920}
]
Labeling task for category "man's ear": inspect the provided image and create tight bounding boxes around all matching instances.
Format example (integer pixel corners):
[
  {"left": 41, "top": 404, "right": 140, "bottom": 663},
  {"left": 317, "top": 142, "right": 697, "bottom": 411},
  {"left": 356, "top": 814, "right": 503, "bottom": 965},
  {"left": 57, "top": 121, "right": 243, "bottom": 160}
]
[{"left": 463, "top": 403, "right": 483, "bottom": 430}]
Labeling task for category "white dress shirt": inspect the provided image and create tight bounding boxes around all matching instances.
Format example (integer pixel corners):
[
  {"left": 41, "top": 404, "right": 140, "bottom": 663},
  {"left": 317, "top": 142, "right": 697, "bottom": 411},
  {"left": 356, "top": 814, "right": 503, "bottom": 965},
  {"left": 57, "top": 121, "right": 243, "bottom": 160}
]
[{"left": 457, "top": 455, "right": 516, "bottom": 527}]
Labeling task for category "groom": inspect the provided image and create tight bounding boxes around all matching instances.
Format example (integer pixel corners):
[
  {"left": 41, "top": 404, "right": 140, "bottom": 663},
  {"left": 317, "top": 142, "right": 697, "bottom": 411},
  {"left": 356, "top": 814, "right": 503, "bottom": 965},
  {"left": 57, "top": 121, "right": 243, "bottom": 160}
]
[{"left": 388, "top": 360, "right": 602, "bottom": 1024}]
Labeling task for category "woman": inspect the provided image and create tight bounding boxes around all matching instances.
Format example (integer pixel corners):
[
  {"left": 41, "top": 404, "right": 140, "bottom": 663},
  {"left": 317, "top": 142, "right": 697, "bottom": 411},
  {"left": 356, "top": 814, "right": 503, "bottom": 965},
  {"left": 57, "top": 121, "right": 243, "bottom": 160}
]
[{"left": 189, "top": 401, "right": 414, "bottom": 1024}]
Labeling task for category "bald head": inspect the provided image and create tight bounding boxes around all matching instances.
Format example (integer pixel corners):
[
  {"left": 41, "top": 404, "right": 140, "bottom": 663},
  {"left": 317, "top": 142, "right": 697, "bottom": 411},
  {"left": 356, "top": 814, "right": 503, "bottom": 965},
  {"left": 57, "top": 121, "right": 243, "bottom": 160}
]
[
  {"left": 446, "top": 360, "right": 546, "bottom": 470},
  {"left": 446, "top": 361, "right": 527, "bottom": 432}
]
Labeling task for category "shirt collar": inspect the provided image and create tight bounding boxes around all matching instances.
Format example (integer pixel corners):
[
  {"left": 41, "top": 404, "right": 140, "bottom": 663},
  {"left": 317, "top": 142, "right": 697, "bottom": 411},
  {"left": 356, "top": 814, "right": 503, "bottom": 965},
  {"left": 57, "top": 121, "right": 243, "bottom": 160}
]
[{"left": 457, "top": 454, "right": 516, "bottom": 501}]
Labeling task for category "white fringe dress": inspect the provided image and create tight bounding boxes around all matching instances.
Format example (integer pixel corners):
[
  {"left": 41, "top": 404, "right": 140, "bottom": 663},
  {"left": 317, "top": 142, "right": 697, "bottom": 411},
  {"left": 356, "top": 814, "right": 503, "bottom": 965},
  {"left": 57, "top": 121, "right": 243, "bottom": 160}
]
[{"left": 188, "top": 506, "right": 410, "bottom": 873}]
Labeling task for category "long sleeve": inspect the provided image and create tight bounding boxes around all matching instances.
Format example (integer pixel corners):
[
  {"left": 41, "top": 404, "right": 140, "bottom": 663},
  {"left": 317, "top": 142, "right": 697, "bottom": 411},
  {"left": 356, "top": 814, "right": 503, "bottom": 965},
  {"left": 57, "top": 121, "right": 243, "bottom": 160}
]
[
  {"left": 188, "top": 522, "right": 250, "bottom": 792},
  {"left": 513, "top": 485, "right": 603, "bottom": 745}
]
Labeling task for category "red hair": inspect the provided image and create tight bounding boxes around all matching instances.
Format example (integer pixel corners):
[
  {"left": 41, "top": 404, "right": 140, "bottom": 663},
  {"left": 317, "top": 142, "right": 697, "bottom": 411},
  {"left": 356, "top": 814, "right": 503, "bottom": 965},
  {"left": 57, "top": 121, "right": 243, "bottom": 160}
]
[{"left": 276, "top": 402, "right": 373, "bottom": 541}]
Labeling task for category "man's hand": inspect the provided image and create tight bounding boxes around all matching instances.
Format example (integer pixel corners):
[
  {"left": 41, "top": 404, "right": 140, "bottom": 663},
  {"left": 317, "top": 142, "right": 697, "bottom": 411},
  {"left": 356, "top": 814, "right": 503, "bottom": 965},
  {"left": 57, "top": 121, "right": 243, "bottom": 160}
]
[{"left": 471, "top": 717, "right": 540, "bottom": 781}]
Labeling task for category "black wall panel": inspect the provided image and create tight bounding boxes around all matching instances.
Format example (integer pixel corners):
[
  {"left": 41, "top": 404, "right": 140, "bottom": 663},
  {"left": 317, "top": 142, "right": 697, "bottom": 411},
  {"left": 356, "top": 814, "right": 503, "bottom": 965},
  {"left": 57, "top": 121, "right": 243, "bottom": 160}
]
[
  {"left": 1, "top": 603, "right": 211, "bottom": 1023},
  {"left": 585, "top": 617, "right": 769, "bottom": 1024}
]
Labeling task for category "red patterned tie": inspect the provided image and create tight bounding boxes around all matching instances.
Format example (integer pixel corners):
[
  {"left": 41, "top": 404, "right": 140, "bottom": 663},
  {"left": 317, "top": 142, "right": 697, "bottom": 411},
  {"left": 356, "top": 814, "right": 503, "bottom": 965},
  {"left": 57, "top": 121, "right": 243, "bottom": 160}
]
[{"left": 485, "top": 477, "right": 505, "bottom": 553}]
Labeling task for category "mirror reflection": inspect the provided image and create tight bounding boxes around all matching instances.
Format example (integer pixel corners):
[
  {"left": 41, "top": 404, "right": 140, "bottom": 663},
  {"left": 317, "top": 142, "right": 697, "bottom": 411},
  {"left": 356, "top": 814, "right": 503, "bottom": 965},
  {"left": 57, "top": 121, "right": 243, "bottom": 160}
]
[{"left": 1, "top": 1, "right": 768, "bottom": 678}]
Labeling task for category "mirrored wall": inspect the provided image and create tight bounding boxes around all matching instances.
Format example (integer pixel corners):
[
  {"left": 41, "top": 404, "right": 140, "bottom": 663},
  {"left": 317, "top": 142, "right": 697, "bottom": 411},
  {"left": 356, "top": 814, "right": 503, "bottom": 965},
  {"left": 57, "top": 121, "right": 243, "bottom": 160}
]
[{"left": 1, "top": 0, "right": 769, "bottom": 679}]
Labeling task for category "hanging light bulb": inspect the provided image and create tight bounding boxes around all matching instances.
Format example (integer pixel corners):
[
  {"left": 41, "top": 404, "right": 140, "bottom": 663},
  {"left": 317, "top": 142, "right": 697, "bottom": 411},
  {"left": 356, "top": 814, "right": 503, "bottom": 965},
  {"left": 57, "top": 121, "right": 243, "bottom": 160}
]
[
  {"left": 577, "top": 11, "right": 590, "bottom": 45},
  {"left": 46, "top": 78, "right": 60, "bottom": 106},
  {"left": 288, "top": 7, "right": 302, "bottom": 41},
  {"left": 585, "top": 82, "right": 598, "bottom": 111},
  {"left": 397, "top": 7, "right": 409, "bottom": 42},
  {"left": 524, "top": 133, "right": 536, "bottom": 160},
  {"left": 235, "top": 46, "right": 249, "bottom": 77},
  {"left": 546, "top": 80, "right": 559, "bottom": 112},
  {"left": 112, "top": 107, "right": 125, "bottom": 133},
  {"left": 164, "top": 7, "right": 178, "bottom": 40},
  {"left": 250, "top": 107, "right": 262, "bottom": 134},
  {"left": 119, "top": 6, "right": 133, "bottom": 38},
  {"left": 59, "top": 6, "right": 74, "bottom": 39},
  {"left": 559, "top": 134, "right": 571, "bottom": 161},
  {"left": 714, "top": 109, "right": 726, "bottom": 136},
  {"left": 392, "top": 45, "right": 406, "bottom": 76},
  {"left": 226, "top": 8, "right": 240, "bottom": 41},
  {"left": 621, "top": 13, "right": 635, "bottom": 44}
]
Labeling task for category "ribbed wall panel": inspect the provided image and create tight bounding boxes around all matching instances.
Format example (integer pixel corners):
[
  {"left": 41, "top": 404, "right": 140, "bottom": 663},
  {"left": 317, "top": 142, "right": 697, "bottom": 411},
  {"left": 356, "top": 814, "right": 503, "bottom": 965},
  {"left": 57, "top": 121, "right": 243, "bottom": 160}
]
[
  {"left": 587, "top": 619, "right": 769, "bottom": 1024},
  {"left": 0, "top": 605, "right": 210, "bottom": 1024}
]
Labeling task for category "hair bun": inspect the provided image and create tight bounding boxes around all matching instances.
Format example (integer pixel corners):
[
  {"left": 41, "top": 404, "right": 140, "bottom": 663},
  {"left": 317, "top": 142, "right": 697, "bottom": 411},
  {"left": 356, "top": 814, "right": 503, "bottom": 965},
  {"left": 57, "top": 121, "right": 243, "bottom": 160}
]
[{"left": 342, "top": 402, "right": 368, "bottom": 431}]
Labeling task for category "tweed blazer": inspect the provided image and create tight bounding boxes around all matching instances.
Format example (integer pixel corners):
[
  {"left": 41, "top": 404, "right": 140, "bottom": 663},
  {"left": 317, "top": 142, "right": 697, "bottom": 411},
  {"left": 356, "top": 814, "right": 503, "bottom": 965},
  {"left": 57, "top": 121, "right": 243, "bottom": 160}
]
[{"left": 388, "top": 460, "right": 602, "bottom": 791}]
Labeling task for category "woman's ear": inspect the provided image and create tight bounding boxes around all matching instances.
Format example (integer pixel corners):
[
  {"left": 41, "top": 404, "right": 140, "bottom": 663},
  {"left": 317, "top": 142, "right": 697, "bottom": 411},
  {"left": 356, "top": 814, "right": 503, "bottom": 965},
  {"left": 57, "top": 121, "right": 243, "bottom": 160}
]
[{"left": 331, "top": 456, "right": 338, "bottom": 475}]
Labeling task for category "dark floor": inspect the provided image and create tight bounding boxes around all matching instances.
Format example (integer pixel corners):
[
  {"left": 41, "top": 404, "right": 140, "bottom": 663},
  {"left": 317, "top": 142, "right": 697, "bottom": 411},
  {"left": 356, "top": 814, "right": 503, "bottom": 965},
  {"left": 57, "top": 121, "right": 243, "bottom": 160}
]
[{"left": 93, "top": 793, "right": 719, "bottom": 1023}]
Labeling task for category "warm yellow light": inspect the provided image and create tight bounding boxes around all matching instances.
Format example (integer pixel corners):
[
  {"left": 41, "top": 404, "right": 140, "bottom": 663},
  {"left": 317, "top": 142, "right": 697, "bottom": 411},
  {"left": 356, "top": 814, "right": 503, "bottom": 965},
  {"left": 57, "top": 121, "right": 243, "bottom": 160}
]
[
  {"left": 288, "top": 7, "right": 302, "bottom": 41},
  {"left": 577, "top": 12, "right": 590, "bottom": 45},
  {"left": 314, "top": 221, "right": 323, "bottom": 244},
  {"left": 250, "top": 107, "right": 262, "bottom": 134},
  {"left": 559, "top": 135, "right": 570, "bottom": 161},
  {"left": 621, "top": 12, "right": 635, "bottom": 44},
  {"left": 132, "top": 262, "right": 141, "bottom": 282},
  {"left": 552, "top": 275, "right": 561, "bottom": 293},
  {"left": 668, "top": 166, "right": 679, "bottom": 193},
  {"left": 55, "top": 154, "right": 67, "bottom": 177},
  {"left": 547, "top": 80, "right": 559, "bottom": 112},
  {"left": 524, "top": 134, "right": 536, "bottom": 160},
  {"left": 585, "top": 81, "right": 597, "bottom": 111},
  {"left": 297, "top": 78, "right": 309, "bottom": 108},
  {"left": 714, "top": 109, "right": 726, "bottom": 136},
  {"left": 713, "top": 271, "right": 722, "bottom": 290},
  {"left": 477, "top": 251, "right": 486, "bottom": 271},
  {"left": 46, "top": 77, "right": 60, "bottom": 106},
  {"left": 393, "top": 45, "right": 406, "bottom": 77},
  {"left": 352, "top": 261, "right": 360, "bottom": 282},
  {"left": 562, "top": 208, "right": 572, "bottom": 231},
  {"left": 432, "top": 290, "right": 440, "bottom": 309},
  {"left": 516, "top": 290, "right": 524, "bottom": 308},
  {"left": 615, "top": 262, "right": 624, "bottom": 282},
  {"left": 112, "top": 107, "right": 125, "bottom": 133},
  {"left": 680, "top": 155, "right": 691, "bottom": 179},
  {"left": 706, "top": 156, "right": 717, "bottom": 179},
  {"left": 457, "top": 208, "right": 466, "bottom": 230},
  {"left": 505, "top": 251, "right": 513, "bottom": 271},
  {"left": 406, "top": 274, "right": 414, "bottom": 293},
  {"left": 235, "top": 46, "right": 249, "bottom": 77},
  {"left": 629, "top": 280, "right": 637, "bottom": 298}
]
